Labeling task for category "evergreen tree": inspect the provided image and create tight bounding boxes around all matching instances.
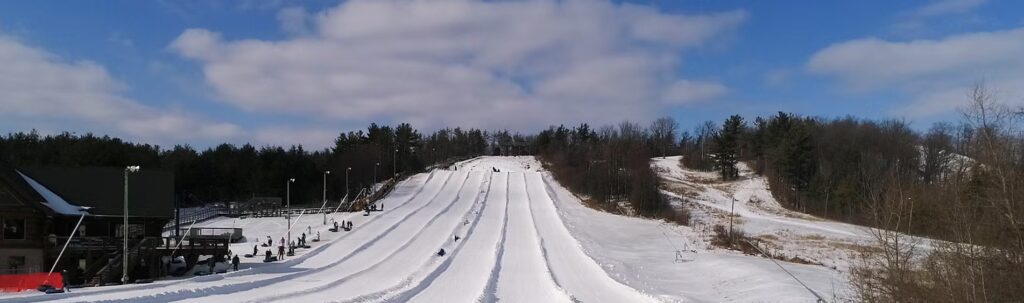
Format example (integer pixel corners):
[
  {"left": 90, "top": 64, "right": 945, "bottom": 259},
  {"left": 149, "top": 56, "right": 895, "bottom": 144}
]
[{"left": 713, "top": 115, "right": 745, "bottom": 180}]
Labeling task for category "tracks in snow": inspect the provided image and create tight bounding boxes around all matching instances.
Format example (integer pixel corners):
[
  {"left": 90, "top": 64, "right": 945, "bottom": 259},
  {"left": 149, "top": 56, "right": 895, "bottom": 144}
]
[{"left": 17, "top": 167, "right": 657, "bottom": 303}]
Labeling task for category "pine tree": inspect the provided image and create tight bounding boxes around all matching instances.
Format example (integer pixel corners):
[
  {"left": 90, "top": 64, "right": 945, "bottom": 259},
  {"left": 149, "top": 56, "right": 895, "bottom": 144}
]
[{"left": 713, "top": 115, "right": 745, "bottom": 180}]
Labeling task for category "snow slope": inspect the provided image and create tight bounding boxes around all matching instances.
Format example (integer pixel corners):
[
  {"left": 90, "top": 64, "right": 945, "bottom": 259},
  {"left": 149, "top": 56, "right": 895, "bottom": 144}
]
[
  {"left": 492, "top": 172, "right": 572, "bottom": 302},
  {"left": 4, "top": 156, "right": 873, "bottom": 302},
  {"left": 404, "top": 172, "right": 509, "bottom": 302}
]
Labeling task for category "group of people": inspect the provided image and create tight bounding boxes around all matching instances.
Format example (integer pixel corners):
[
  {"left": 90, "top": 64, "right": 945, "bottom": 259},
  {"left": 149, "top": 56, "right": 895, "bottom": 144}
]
[
  {"left": 259, "top": 234, "right": 302, "bottom": 262},
  {"left": 334, "top": 220, "right": 353, "bottom": 231}
]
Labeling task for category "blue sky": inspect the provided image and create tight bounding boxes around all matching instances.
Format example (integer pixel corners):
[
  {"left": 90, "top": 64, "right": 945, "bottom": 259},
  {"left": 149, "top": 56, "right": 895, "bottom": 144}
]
[{"left": 1, "top": 0, "right": 1022, "bottom": 149}]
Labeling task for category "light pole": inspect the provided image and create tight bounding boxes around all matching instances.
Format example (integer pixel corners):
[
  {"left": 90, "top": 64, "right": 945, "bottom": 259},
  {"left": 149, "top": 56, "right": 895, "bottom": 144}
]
[
  {"left": 373, "top": 162, "right": 379, "bottom": 191},
  {"left": 345, "top": 167, "right": 351, "bottom": 200},
  {"left": 122, "top": 165, "right": 139, "bottom": 285},
  {"left": 729, "top": 196, "right": 736, "bottom": 241},
  {"left": 393, "top": 148, "right": 398, "bottom": 178},
  {"left": 323, "top": 171, "right": 330, "bottom": 225},
  {"left": 286, "top": 178, "right": 295, "bottom": 248}
]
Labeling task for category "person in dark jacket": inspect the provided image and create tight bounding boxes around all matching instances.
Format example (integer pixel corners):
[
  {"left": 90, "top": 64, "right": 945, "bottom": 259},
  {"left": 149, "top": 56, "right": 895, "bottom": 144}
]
[{"left": 232, "top": 255, "right": 240, "bottom": 271}]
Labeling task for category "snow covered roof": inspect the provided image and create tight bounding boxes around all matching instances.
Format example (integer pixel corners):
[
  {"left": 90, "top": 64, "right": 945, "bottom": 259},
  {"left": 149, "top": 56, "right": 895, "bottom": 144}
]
[{"left": 17, "top": 170, "right": 89, "bottom": 216}]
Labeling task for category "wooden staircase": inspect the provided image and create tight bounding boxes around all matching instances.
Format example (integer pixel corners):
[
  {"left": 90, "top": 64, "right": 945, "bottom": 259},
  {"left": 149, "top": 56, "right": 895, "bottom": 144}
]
[{"left": 87, "top": 238, "right": 153, "bottom": 286}]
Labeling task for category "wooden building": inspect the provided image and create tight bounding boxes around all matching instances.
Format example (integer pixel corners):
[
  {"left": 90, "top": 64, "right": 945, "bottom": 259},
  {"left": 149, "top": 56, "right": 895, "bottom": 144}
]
[{"left": 0, "top": 161, "right": 175, "bottom": 286}]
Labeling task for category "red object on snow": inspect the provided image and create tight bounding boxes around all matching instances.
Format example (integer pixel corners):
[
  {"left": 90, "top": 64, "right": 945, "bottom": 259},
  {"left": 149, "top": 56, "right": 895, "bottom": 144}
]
[{"left": 0, "top": 273, "right": 63, "bottom": 292}]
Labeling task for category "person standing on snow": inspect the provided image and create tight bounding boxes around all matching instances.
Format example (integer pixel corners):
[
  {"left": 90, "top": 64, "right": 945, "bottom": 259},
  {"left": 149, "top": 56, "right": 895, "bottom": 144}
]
[{"left": 232, "top": 255, "right": 240, "bottom": 271}]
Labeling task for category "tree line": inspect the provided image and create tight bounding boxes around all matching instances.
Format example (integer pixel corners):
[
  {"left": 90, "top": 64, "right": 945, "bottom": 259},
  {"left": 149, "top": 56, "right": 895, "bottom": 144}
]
[
  {"left": 0, "top": 123, "right": 515, "bottom": 207},
  {"left": 533, "top": 118, "right": 683, "bottom": 221}
]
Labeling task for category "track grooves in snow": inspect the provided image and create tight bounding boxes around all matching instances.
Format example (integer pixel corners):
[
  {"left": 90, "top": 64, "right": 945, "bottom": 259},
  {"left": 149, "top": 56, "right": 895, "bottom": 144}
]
[
  {"left": 525, "top": 173, "right": 655, "bottom": 303},
  {"left": 363, "top": 172, "right": 497, "bottom": 302},
  {"left": 165, "top": 171, "right": 460, "bottom": 303},
  {"left": 479, "top": 172, "right": 511, "bottom": 303},
  {"left": 494, "top": 172, "right": 572, "bottom": 302},
  {"left": 400, "top": 172, "right": 510, "bottom": 303},
  {"left": 286, "top": 171, "right": 485, "bottom": 300},
  {"left": 259, "top": 172, "right": 481, "bottom": 302}
]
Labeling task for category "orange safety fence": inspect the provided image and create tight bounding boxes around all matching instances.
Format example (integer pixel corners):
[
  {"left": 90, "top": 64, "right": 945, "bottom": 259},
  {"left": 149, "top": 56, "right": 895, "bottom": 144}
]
[{"left": 0, "top": 273, "right": 63, "bottom": 292}]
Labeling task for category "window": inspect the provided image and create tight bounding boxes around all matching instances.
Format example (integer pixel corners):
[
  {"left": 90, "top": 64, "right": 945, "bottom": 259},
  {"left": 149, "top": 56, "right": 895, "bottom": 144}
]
[
  {"left": 7, "top": 256, "right": 25, "bottom": 273},
  {"left": 3, "top": 219, "right": 25, "bottom": 240},
  {"left": 114, "top": 223, "right": 145, "bottom": 239}
]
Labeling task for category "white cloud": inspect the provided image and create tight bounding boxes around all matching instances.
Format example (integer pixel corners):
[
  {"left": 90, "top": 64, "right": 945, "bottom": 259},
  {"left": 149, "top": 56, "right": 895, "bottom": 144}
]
[
  {"left": 662, "top": 80, "right": 727, "bottom": 105},
  {"left": 0, "top": 34, "right": 243, "bottom": 144},
  {"left": 762, "top": 69, "right": 792, "bottom": 87},
  {"left": 108, "top": 31, "right": 135, "bottom": 48},
  {"left": 913, "top": 0, "right": 986, "bottom": 18},
  {"left": 277, "top": 6, "right": 313, "bottom": 37},
  {"left": 892, "top": 0, "right": 986, "bottom": 36},
  {"left": 807, "top": 27, "right": 1024, "bottom": 117},
  {"left": 173, "top": 0, "right": 745, "bottom": 131}
]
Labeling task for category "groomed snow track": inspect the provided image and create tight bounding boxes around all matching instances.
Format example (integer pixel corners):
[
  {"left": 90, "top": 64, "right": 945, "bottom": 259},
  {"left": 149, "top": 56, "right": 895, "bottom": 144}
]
[{"left": 4, "top": 159, "right": 655, "bottom": 303}]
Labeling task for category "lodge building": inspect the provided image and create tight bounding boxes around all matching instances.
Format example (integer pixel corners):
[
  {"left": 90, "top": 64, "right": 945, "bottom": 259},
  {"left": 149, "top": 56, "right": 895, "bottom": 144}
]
[{"left": 0, "top": 162, "right": 174, "bottom": 286}]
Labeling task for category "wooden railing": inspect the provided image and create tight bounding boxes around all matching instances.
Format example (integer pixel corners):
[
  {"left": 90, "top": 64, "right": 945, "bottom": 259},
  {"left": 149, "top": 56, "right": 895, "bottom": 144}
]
[
  {"left": 166, "top": 227, "right": 243, "bottom": 242},
  {"left": 163, "top": 207, "right": 230, "bottom": 232}
]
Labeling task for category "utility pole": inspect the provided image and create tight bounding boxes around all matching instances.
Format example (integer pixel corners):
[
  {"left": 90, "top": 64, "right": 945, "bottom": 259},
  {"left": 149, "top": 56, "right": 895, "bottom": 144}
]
[
  {"left": 345, "top": 167, "right": 351, "bottom": 200},
  {"left": 729, "top": 196, "right": 736, "bottom": 241},
  {"left": 122, "top": 165, "right": 139, "bottom": 285},
  {"left": 286, "top": 178, "right": 295, "bottom": 248},
  {"left": 393, "top": 148, "right": 398, "bottom": 178},
  {"left": 323, "top": 171, "right": 330, "bottom": 225}
]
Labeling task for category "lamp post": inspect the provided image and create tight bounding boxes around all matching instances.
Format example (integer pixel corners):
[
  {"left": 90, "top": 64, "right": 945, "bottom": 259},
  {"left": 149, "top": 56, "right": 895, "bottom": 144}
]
[
  {"left": 373, "top": 162, "right": 379, "bottom": 191},
  {"left": 345, "top": 167, "right": 351, "bottom": 200},
  {"left": 286, "top": 178, "right": 295, "bottom": 248},
  {"left": 729, "top": 196, "right": 736, "bottom": 241},
  {"left": 393, "top": 148, "right": 398, "bottom": 178},
  {"left": 323, "top": 171, "right": 330, "bottom": 225},
  {"left": 122, "top": 165, "right": 139, "bottom": 285}
]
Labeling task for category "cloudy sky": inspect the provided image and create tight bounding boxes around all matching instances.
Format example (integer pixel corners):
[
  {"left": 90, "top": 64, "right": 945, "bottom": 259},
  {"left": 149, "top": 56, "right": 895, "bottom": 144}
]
[{"left": 1, "top": 0, "right": 1022, "bottom": 149}]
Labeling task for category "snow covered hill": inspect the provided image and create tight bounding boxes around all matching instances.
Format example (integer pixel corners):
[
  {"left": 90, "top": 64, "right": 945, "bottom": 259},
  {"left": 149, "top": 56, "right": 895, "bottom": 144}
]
[{"left": 2, "top": 156, "right": 876, "bottom": 302}]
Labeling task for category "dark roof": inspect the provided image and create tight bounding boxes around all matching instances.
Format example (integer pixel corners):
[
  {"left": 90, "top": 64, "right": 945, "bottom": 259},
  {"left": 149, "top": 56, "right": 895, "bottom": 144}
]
[
  {"left": 19, "top": 167, "right": 174, "bottom": 218},
  {"left": 0, "top": 161, "right": 54, "bottom": 216}
]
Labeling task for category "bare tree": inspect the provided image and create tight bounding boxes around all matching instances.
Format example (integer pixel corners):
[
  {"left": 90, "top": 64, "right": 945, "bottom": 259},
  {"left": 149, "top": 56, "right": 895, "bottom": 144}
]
[{"left": 649, "top": 116, "right": 679, "bottom": 158}]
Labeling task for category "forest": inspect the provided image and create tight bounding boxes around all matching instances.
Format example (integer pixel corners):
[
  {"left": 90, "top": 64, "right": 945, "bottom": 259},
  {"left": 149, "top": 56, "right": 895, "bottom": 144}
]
[
  {"left": 0, "top": 124, "right": 505, "bottom": 207},
  {"left": 533, "top": 118, "right": 681, "bottom": 220}
]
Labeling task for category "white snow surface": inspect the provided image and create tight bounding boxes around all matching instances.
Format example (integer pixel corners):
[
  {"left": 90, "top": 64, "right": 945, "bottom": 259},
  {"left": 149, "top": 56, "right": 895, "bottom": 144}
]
[{"left": 4, "top": 156, "right": 880, "bottom": 302}]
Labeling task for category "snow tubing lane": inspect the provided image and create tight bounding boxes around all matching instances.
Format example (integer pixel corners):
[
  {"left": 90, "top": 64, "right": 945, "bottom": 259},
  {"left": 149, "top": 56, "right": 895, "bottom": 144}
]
[{"left": 257, "top": 171, "right": 475, "bottom": 302}]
